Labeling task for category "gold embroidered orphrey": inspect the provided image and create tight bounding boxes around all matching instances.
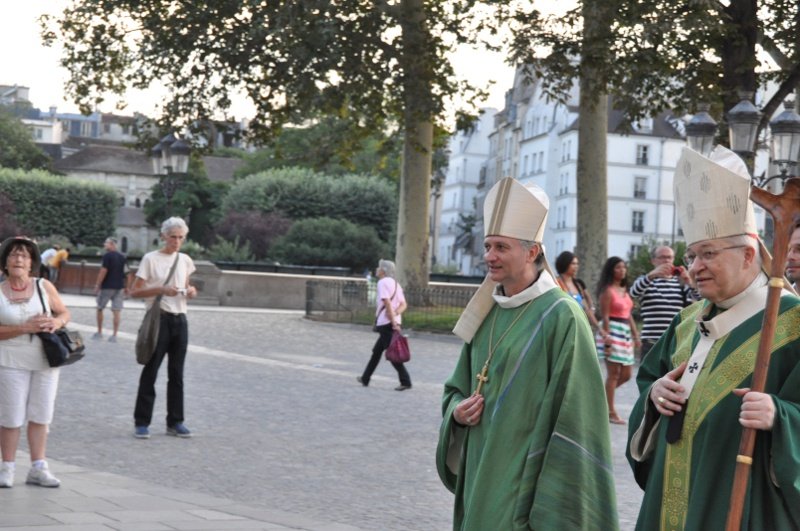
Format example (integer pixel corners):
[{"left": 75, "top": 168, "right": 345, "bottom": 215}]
[{"left": 475, "top": 298, "right": 535, "bottom": 395}]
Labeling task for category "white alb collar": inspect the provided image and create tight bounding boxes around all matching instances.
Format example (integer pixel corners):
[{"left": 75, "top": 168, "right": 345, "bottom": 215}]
[{"left": 492, "top": 269, "right": 558, "bottom": 308}]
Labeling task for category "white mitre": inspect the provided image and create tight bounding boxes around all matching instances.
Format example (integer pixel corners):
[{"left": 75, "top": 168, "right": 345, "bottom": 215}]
[
  {"left": 452, "top": 178, "right": 554, "bottom": 343},
  {"left": 673, "top": 145, "right": 757, "bottom": 246},
  {"left": 674, "top": 145, "right": 791, "bottom": 290}
]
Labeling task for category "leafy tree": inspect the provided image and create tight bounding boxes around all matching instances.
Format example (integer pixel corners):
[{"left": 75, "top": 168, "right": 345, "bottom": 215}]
[
  {"left": 44, "top": 1, "right": 492, "bottom": 288},
  {"left": 206, "top": 235, "right": 255, "bottom": 262},
  {"left": 234, "top": 116, "right": 402, "bottom": 181},
  {"left": 0, "top": 107, "right": 51, "bottom": 171},
  {"left": 214, "top": 210, "right": 292, "bottom": 260},
  {"left": 143, "top": 155, "right": 230, "bottom": 247},
  {"left": 495, "top": 0, "right": 800, "bottom": 284},
  {"left": 503, "top": 0, "right": 800, "bottom": 147},
  {"left": 222, "top": 168, "right": 397, "bottom": 241},
  {"left": 270, "top": 217, "right": 390, "bottom": 272}
]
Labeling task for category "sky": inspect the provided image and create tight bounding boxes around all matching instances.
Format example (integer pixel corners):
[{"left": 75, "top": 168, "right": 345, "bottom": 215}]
[{"left": 0, "top": 2, "right": 573, "bottom": 124}]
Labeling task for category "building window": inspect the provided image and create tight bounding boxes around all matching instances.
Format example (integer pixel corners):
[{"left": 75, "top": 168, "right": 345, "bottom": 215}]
[
  {"left": 538, "top": 151, "right": 544, "bottom": 172},
  {"left": 122, "top": 124, "right": 131, "bottom": 135},
  {"left": 634, "top": 176, "right": 647, "bottom": 199},
  {"left": 629, "top": 244, "right": 643, "bottom": 259},
  {"left": 636, "top": 144, "right": 649, "bottom": 166},
  {"left": 632, "top": 210, "right": 645, "bottom": 233},
  {"left": 103, "top": 123, "right": 111, "bottom": 134}
]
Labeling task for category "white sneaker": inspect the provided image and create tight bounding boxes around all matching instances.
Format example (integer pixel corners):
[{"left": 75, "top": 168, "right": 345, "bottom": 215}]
[
  {"left": 0, "top": 463, "right": 13, "bottom": 488},
  {"left": 26, "top": 463, "right": 60, "bottom": 488}
]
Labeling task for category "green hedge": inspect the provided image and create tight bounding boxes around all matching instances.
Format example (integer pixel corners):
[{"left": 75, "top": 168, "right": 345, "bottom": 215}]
[
  {"left": 221, "top": 167, "right": 397, "bottom": 240},
  {"left": 271, "top": 216, "right": 390, "bottom": 272},
  {"left": 0, "top": 168, "right": 117, "bottom": 245}
]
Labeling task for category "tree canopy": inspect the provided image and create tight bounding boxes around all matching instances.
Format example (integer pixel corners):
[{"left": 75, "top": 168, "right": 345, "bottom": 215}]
[
  {"left": 44, "top": 0, "right": 494, "bottom": 288},
  {"left": 0, "top": 106, "right": 51, "bottom": 171},
  {"left": 232, "top": 116, "right": 402, "bottom": 181},
  {"left": 500, "top": 0, "right": 800, "bottom": 135},
  {"left": 490, "top": 0, "right": 800, "bottom": 284}
]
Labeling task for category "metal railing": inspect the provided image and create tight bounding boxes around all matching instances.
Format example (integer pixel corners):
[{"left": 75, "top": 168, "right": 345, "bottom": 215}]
[{"left": 305, "top": 280, "right": 478, "bottom": 333}]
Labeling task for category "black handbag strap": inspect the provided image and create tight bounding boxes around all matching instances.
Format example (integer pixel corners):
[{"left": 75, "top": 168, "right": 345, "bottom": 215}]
[{"left": 35, "top": 278, "right": 50, "bottom": 316}]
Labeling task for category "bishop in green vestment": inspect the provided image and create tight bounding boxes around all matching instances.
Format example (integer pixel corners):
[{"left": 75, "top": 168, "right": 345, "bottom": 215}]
[
  {"left": 436, "top": 177, "right": 618, "bottom": 531},
  {"left": 627, "top": 293, "right": 800, "bottom": 530},
  {"left": 627, "top": 146, "right": 800, "bottom": 530}
]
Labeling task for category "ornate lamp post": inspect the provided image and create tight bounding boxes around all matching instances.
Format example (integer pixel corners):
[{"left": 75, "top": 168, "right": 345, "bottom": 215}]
[
  {"left": 726, "top": 92, "right": 762, "bottom": 165},
  {"left": 686, "top": 96, "right": 800, "bottom": 247},
  {"left": 760, "top": 100, "right": 800, "bottom": 187},
  {"left": 150, "top": 133, "right": 190, "bottom": 216},
  {"left": 685, "top": 103, "right": 717, "bottom": 157}
]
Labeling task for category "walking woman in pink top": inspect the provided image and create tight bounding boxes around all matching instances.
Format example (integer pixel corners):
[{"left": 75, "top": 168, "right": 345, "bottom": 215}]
[{"left": 596, "top": 257, "right": 640, "bottom": 425}]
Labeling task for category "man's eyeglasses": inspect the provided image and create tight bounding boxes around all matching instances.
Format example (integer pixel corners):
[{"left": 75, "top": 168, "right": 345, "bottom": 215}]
[{"left": 682, "top": 245, "right": 747, "bottom": 267}]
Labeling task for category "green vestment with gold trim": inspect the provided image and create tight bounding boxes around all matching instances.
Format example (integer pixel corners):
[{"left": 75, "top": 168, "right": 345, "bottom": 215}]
[
  {"left": 436, "top": 288, "right": 618, "bottom": 530},
  {"left": 626, "top": 297, "right": 800, "bottom": 530}
]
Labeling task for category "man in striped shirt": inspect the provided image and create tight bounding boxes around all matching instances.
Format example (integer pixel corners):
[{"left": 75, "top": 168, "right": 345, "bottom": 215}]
[{"left": 630, "top": 246, "right": 698, "bottom": 357}]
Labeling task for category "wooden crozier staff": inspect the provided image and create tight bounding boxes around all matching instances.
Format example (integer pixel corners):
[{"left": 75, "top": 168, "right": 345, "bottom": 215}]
[{"left": 725, "top": 179, "right": 800, "bottom": 530}]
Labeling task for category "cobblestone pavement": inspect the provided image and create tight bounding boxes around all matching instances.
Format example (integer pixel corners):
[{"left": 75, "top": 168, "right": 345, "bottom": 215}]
[{"left": 6, "top": 295, "right": 643, "bottom": 530}]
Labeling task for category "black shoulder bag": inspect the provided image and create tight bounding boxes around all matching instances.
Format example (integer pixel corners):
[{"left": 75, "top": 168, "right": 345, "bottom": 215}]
[{"left": 35, "top": 279, "right": 85, "bottom": 367}]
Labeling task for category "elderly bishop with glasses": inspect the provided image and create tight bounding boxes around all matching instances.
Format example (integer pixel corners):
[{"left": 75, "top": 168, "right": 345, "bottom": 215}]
[{"left": 627, "top": 146, "right": 800, "bottom": 530}]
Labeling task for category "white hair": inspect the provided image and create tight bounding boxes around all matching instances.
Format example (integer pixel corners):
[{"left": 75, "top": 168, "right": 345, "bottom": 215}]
[
  {"left": 161, "top": 216, "right": 189, "bottom": 236},
  {"left": 378, "top": 259, "right": 396, "bottom": 278},
  {"left": 724, "top": 234, "right": 762, "bottom": 268}
]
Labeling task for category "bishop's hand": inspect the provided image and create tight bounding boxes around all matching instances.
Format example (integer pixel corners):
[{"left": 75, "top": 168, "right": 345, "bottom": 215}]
[
  {"left": 650, "top": 361, "right": 687, "bottom": 416},
  {"left": 733, "top": 388, "right": 775, "bottom": 431},
  {"left": 454, "top": 393, "right": 484, "bottom": 427}
]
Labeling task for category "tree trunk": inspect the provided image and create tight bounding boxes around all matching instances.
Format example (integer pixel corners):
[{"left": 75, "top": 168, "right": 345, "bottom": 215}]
[
  {"left": 720, "top": 0, "right": 758, "bottom": 112},
  {"left": 395, "top": 0, "right": 433, "bottom": 290},
  {"left": 576, "top": 0, "right": 611, "bottom": 291}
]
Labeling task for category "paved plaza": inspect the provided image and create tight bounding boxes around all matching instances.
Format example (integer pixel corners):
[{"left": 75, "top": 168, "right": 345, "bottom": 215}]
[{"left": 0, "top": 294, "right": 643, "bottom": 530}]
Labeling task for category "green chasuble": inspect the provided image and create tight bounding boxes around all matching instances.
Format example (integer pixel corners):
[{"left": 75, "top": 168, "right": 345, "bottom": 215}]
[
  {"left": 436, "top": 287, "right": 618, "bottom": 531},
  {"left": 626, "top": 296, "right": 800, "bottom": 531}
]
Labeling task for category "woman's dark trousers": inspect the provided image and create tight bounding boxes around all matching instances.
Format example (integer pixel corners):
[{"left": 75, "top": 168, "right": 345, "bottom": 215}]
[
  {"left": 134, "top": 312, "right": 189, "bottom": 428},
  {"left": 360, "top": 323, "right": 411, "bottom": 386}
]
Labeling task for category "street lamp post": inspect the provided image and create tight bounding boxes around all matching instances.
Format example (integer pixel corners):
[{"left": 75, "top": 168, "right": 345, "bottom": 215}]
[
  {"left": 686, "top": 95, "right": 800, "bottom": 248},
  {"left": 760, "top": 100, "right": 800, "bottom": 187},
  {"left": 684, "top": 103, "right": 717, "bottom": 157},
  {"left": 726, "top": 92, "right": 762, "bottom": 169},
  {"left": 687, "top": 95, "right": 800, "bottom": 188},
  {"left": 150, "top": 133, "right": 190, "bottom": 216}
]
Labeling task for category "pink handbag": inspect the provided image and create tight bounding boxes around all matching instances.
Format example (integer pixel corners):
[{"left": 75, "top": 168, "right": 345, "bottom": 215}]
[{"left": 385, "top": 331, "right": 410, "bottom": 363}]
